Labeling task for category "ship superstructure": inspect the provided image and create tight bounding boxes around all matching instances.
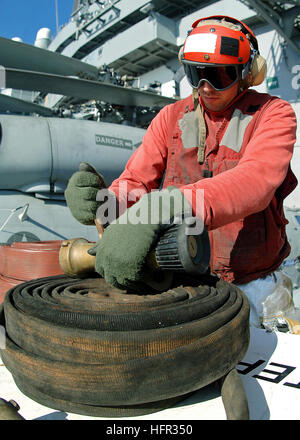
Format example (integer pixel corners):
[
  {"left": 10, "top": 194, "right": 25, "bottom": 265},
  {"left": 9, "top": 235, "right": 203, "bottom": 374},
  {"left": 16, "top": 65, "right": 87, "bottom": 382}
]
[{"left": 47, "top": 0, "right": 300, "bottom": 282}]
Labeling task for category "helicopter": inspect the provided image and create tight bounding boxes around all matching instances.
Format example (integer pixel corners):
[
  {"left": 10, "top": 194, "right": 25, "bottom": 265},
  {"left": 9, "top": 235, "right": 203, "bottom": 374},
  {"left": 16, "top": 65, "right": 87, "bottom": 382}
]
[{"left": 0, "top": 33, "right": 177, "bottom": 245}]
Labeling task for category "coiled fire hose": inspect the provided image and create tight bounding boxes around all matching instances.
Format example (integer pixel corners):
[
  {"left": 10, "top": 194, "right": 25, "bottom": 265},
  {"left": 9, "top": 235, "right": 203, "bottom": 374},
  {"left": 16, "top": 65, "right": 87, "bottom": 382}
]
[{"left": 0, "top": 274, "right": 250, "bottom": 419}]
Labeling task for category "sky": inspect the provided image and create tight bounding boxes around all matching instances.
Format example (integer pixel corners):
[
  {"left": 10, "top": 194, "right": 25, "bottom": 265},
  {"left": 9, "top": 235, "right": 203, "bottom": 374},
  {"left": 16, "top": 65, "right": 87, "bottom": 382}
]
[{"left": 0, "top": 0, "right": 74, "bottom": 45}]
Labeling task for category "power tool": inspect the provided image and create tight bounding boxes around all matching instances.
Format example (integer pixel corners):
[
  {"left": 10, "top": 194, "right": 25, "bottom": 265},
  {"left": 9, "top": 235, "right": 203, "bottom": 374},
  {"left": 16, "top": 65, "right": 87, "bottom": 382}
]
[{"left": 147, "top": 215, "right": 210, "bottom": 275}]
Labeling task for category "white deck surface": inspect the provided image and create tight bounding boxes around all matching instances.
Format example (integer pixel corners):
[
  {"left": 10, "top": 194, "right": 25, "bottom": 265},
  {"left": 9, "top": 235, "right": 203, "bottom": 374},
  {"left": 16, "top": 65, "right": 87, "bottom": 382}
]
[{"left": 1, "top": 326, "right": 300, "bottom": 421}]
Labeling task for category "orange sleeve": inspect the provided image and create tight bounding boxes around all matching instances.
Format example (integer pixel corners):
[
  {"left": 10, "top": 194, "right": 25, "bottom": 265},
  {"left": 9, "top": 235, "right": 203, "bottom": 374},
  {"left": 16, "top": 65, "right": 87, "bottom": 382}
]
[{"left": 182, "top": 98, "right": 297, "bottom": 230}]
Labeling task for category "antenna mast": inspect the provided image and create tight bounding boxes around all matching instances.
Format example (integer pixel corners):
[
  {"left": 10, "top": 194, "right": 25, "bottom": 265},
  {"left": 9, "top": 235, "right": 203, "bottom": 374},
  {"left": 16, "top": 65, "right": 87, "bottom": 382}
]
[{"left": 55, "top": 0, "right": 59, "bottom": 34}]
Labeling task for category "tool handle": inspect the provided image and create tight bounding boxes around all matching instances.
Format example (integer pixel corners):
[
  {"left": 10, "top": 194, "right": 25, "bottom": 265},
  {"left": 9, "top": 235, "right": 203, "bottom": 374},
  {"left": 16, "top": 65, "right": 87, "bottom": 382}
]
[{"left": 94, "top": 218, "right": 104, "bottom": 238}]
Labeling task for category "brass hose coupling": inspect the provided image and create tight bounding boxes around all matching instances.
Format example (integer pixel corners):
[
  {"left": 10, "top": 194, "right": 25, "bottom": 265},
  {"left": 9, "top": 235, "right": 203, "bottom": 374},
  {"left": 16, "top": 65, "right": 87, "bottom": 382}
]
[{"left": 59, "top": 238, "right": 96, "bottom": 278}]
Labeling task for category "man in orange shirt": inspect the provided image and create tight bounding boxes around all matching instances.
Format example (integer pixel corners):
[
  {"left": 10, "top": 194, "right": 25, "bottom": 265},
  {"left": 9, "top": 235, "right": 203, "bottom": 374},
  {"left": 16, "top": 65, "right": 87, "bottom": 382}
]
[{"left": 65, "top": 16, "right": 297, "bottom": 327}]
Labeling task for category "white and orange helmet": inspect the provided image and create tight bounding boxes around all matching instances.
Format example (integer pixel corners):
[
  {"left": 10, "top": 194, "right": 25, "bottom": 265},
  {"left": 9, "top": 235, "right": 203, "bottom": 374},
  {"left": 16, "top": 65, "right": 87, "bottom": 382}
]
[{"left": 180, "top": 16, "right": 266, "bottom": 91}]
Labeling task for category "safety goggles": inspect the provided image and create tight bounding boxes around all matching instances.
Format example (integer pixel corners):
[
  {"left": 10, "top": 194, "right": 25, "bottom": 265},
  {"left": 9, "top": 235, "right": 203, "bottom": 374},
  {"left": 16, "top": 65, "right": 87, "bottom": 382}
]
[{"left": 183, "top": 64, "right": 240, "bottom": 91}]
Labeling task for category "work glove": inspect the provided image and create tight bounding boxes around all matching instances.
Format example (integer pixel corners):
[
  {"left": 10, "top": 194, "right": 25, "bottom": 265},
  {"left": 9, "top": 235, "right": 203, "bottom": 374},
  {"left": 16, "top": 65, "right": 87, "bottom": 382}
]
[
  {"left": 88, "top": 186, "right": 192, "bottom": 290},
  {"left": 65, "top": 162, "right": 107, "bottom": 225}
]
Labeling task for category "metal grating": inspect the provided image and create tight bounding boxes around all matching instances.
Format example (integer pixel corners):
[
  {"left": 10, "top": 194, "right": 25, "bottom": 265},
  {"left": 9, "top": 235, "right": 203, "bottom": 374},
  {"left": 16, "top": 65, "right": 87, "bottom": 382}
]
[
  {"left": 109, "top": 40, "right": 178, "bottom": 75},
  {"left": 238, "top": 0, "right": 300, "bottom": 55},
  {"left": 152, "top": 0, "right": 215, "bottom": 19}
]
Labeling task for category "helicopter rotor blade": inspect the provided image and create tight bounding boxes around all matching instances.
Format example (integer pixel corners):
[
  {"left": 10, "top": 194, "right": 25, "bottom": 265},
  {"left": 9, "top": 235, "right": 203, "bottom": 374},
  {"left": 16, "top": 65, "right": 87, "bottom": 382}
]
[
  {"left": 0, "top": 36, "right": 98, "bottom": 79},
  {"left": 4, "top": 68, "right": 177, "bottom": 107},
  {"left": 0, "top": 93, "right": 54, "bottom": 116}
]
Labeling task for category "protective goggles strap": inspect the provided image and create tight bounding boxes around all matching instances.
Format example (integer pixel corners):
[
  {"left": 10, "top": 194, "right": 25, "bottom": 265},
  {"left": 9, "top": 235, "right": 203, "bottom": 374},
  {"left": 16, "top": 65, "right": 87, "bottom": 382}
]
[{"left": 192, "top": 89, "right": 206, "bottom": 164}]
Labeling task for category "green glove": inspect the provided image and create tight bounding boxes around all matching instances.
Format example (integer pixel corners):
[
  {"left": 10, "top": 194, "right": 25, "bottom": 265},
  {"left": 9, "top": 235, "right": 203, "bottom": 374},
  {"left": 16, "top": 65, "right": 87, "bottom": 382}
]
[
  {"left": 65, "top": 163, "right": 106, "bottom": 225},
  {"left": 89, "top": 187, "right": 192, "bottom": 290}
]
